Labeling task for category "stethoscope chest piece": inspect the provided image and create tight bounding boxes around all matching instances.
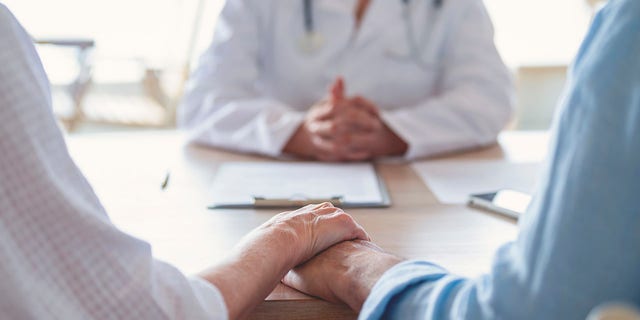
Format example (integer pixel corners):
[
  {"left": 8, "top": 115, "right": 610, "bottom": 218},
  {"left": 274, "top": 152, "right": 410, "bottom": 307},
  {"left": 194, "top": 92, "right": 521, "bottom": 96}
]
[{"left": 298, "top": 32, "right": 325, "bottom": 54}]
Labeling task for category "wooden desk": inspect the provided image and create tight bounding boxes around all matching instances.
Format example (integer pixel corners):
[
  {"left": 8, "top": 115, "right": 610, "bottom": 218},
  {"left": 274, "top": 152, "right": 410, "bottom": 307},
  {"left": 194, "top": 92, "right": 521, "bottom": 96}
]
[{"left": 65, "top": 130, "right": 549, "bottom": 319}]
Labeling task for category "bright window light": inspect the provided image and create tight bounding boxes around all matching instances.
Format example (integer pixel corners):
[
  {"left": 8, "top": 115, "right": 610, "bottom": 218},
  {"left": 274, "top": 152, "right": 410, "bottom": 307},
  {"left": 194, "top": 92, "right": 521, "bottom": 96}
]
[{"left": 484, "top": 0, "right": 592, "bottom": 68}]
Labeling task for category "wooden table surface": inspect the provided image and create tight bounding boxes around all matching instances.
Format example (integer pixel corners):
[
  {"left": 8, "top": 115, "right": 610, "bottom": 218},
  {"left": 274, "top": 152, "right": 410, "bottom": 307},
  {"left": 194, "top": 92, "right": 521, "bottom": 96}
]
[{"left": 65, "top": 130, "right": 549, "bottom": 319}]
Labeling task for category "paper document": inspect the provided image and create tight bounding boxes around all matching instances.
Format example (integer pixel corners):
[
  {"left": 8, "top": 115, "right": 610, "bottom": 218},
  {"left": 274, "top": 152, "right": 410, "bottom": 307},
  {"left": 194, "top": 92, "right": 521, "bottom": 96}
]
[
  {"left": 412, "top": 160, "right": 541, "bottom": 204},
  {"left": 208, "top": 162, "right": 389, "bottom": 208}
]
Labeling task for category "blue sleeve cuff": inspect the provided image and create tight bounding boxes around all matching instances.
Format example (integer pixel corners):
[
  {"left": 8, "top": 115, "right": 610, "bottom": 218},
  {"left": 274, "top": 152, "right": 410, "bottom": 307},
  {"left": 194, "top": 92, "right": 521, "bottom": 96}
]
[{"left": 359, "top": 260, "right": 449, "bottom": 320}]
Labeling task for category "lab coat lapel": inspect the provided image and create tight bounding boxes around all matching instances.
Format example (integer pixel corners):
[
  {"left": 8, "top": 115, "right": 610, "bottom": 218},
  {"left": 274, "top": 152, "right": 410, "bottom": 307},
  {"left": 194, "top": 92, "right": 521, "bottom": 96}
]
[{"left": 354, "top": 0, "right": 402, "bottom": 47}]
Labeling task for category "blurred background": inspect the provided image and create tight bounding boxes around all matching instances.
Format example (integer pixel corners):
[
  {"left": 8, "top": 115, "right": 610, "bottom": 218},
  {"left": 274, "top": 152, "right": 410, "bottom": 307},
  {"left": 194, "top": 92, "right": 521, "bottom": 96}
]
[{"left": 4, "top": 0, "right": 603, "bottom": 134}]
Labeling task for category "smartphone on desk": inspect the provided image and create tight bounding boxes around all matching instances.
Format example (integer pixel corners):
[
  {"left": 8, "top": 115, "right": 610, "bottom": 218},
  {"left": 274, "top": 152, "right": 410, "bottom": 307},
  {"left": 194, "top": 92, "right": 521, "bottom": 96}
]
[{"left": 467, "top": 189, "right": 532, "bottom": 220}]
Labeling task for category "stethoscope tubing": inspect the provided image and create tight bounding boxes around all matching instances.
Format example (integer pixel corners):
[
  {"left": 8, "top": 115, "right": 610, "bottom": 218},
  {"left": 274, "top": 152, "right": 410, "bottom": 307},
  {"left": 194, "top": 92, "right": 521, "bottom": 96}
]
[
  {"left": 300, "top": 0, "right": 444, "bottom": 63},
  {"left": 303, "top": 0, "right": 314, "bottom": 34}
]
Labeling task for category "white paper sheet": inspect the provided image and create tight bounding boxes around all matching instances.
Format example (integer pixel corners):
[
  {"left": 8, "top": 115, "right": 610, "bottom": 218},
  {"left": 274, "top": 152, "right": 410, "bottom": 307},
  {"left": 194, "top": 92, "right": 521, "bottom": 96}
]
[
  {"left": 209, "top": 162, "right": 385, "bottom": 207},
  {"left": 412, "top": 160, "right": 541, "bottom": 204}
]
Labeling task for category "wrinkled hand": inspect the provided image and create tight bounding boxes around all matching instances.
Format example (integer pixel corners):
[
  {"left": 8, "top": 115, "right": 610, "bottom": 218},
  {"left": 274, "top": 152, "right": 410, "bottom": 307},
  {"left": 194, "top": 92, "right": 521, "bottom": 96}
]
[
  {"left": 283, "top": 240, "right": 404, "bottom": 312},
  {"left": 249, "top": 202, "right": 370, "bottom": 267}
]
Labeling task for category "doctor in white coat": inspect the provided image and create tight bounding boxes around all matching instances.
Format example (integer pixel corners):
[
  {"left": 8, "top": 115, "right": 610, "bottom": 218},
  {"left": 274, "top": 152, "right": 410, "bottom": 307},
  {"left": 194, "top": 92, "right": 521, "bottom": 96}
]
[{"left": 179, "top": 0, "right": 513, "bottom": 161}]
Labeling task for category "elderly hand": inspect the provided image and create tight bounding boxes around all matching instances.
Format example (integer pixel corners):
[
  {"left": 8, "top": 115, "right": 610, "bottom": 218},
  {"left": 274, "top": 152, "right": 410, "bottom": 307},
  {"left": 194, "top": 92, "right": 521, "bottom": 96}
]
[
  {"left": 199, "top": 203, "right": 369, "bottom": 319},
  {"left": 284, "top": 77, "right": 408, "bottom": 161},
  {"left": 283, "top": 240, "right": 404, "bottom": 312},
  {"left": 250, "top": 202, "right": 370, "bottom": 266}
]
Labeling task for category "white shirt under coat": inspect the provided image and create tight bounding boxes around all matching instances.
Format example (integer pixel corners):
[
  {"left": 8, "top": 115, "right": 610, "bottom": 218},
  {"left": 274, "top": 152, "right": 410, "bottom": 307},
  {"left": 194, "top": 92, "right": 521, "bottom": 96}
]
[{"left": 179, "top": 0, "right": 514, "bottom": 159}]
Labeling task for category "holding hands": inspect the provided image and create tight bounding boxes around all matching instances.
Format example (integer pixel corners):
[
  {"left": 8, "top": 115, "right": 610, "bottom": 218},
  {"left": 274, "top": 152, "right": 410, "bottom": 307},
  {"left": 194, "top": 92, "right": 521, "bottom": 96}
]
[
  {"left": 201, "top": 202, "right": 401, "bottom": 318},
  {"left": 284, "top": 78, "right": 408, "bottom": 161},
  {"left": 200, "top": 202, "right": 371, "bottom": 319}
]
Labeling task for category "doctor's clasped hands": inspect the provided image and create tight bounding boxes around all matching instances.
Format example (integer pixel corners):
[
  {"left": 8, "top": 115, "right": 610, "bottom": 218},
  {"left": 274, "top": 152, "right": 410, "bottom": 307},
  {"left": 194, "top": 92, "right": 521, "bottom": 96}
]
[{"left": 284, "top": 77, "right": 408, "bottom": 161}]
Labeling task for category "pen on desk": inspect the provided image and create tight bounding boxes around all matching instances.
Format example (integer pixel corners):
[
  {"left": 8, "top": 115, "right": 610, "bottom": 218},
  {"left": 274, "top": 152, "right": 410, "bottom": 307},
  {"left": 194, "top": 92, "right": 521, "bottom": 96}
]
[{"left": 161, "top": 171, "right": 170, "bottom": 190}]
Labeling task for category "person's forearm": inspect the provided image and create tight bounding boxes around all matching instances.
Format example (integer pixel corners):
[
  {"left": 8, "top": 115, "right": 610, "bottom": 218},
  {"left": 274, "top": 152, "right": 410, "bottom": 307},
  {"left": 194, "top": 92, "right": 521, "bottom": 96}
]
[
  {"left": 199, "top": 228, "right": 296, "bottom": 319},
  {"left": 338, "top": 251, "right": 404, "bottom": 311}
]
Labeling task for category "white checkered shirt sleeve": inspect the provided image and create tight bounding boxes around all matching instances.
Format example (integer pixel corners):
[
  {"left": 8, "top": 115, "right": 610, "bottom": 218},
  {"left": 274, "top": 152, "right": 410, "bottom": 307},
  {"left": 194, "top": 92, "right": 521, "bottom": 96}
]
[{"left": 0, "top": 5, "right": 227, "bottom": 319}]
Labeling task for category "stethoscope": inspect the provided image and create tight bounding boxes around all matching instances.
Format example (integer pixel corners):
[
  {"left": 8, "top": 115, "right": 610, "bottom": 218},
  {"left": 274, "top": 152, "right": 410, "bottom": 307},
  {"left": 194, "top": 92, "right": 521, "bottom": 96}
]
[{"left": 299, "top": 0, "right": 444, "bottom": 66}]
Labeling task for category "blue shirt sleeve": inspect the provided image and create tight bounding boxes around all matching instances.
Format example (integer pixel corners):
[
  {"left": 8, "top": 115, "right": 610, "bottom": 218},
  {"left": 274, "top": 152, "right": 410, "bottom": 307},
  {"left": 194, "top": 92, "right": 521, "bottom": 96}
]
[{"left": 360, "top": 0, "right": 640, "bottom": 318}]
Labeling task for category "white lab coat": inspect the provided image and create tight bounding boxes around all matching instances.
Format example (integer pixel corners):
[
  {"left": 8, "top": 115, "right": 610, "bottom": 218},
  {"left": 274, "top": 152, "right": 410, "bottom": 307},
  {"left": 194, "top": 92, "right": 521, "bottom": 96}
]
[{"left": 179, "top": 0, "right": 514, "bottom": 159}]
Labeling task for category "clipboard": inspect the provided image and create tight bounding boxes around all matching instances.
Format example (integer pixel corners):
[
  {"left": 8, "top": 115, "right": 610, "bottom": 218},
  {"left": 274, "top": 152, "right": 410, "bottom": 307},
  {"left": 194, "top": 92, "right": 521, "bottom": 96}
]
[{"left": 207, "top": 162, "right": 391, "bottom": 209}]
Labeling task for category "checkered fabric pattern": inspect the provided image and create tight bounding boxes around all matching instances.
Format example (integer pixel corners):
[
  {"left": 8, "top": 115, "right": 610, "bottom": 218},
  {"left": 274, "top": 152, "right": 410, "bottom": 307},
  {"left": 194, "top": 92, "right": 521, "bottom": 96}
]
[{"left": 0, "top": 5, "right": 226, "bottom": 319}]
